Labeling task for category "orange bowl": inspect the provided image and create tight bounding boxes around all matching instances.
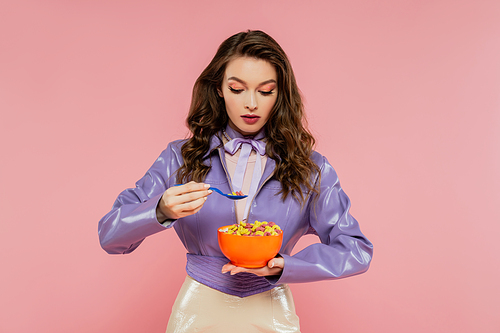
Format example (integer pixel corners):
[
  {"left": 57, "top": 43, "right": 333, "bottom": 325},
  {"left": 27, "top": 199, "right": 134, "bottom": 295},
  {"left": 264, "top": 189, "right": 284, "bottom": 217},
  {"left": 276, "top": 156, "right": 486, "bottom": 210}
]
[{"left": 218, "top": 225, "right": 283, "bottom": 268}]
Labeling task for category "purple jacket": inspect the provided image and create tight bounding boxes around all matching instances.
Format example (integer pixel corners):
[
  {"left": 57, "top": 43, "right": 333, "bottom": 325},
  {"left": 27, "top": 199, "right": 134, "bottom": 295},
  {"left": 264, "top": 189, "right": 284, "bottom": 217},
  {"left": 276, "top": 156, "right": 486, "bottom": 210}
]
[{"left": 98, "top": 134, "right": 373, "bottom": 286}]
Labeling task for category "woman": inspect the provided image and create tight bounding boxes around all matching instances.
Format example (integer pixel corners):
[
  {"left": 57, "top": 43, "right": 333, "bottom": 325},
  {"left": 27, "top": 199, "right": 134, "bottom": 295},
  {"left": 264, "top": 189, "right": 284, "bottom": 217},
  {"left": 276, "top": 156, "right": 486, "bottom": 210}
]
[{"left": 99, "top": 30, "right": 373, "bottom": 332}]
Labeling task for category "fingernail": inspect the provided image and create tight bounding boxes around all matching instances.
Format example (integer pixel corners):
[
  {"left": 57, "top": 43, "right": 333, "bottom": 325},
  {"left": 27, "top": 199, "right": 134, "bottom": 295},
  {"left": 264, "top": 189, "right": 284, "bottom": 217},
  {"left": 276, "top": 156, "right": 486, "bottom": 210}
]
[
  {"left": 204, "top": 184, "right": 210, "bottom": 188},
  {"left": 270, "top": 261, "right": 274, "bottom": 268},
  {"left": 208, "top": 190, "right": 213, "bottom": 194},
  {"left": 204, "top": 197, "right": 207, "bottom": 201}
]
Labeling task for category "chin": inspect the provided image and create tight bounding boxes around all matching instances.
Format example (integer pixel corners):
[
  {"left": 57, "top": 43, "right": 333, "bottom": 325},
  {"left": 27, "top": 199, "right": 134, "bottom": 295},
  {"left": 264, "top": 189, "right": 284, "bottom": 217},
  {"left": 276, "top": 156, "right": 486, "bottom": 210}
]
[
  {"left": 238, "top": 125, "right": 262, "bottom": 136},
  {"left": 228, "top": 119, "right": 265, "bottom": 136}
]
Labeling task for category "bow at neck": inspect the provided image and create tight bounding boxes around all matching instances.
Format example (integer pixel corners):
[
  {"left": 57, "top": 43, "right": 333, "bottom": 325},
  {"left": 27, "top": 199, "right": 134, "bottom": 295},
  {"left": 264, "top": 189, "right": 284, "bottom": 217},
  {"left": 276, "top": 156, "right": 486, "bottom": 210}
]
[{"left": 223, "top": 125, "right": 266, "bottom": 155}]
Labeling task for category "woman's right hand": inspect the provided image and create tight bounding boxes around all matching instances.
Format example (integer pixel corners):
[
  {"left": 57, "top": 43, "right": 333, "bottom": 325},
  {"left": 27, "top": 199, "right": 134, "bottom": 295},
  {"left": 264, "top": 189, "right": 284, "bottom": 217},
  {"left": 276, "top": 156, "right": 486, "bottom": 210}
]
[{"left": 156, "top": 181, "right": 212, "bottom": 221}]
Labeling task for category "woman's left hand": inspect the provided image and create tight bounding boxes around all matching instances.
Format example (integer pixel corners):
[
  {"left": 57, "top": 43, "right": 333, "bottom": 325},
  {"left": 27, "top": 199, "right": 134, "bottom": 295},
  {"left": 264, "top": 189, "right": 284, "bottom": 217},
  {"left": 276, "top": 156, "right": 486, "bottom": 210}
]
[{"left": 221, "top": 257, "right": 284, "bottom": 277}]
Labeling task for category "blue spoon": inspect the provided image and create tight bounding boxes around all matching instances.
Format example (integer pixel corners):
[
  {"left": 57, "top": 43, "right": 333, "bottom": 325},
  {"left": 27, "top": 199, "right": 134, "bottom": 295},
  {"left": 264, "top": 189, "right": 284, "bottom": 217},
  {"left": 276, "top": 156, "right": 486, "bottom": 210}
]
[
  {"left": 208, "top": 187, "right": 248, "bottom": 200},
  {"left": 174, "top": 184, "right": 247, "bottom": 200}
]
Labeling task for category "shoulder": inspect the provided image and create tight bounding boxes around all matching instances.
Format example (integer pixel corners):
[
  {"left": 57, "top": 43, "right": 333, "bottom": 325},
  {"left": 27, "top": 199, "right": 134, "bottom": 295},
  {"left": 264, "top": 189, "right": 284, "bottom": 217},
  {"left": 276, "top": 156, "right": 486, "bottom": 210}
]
[
  {"left": 311, "top": 150, "right": 340, "bottom": 185},
  {"left": 160, "top": 139, "right": 189, "bottom": 153},
  {"left": 311, "top": 150, "right": 332, "bottom": 171},
  {"left": 165, "top": 139, "right": 187, "bottom": 152},
  {"left": 167, "top": 139, "right": 187, "bottom": 151},
  {"left": 157, "top": 139, "right": 188, "bottom": 164},
  {"left": 311, "top": 150, "right": 325, "bottom": 167}
]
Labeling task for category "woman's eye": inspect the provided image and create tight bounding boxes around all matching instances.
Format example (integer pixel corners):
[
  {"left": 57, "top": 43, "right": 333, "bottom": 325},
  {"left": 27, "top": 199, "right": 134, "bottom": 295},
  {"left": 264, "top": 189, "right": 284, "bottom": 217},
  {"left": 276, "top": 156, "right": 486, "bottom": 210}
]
[
  {"left": 259, "top": 90, "right": 274, "bottom": 96},
  {"left": 228, "top": 86, "right": 243, "bottom": 94}
]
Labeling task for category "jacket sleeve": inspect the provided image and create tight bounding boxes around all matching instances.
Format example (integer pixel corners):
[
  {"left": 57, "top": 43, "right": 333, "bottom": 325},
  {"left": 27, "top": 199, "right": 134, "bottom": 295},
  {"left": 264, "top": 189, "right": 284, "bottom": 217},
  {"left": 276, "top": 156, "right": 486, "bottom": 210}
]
[
  {"left": 98, "top": 143, "right": 181, "bottom": 254},
  {"left": 273, "top": 156, "right": 373, "bottom": 284}
]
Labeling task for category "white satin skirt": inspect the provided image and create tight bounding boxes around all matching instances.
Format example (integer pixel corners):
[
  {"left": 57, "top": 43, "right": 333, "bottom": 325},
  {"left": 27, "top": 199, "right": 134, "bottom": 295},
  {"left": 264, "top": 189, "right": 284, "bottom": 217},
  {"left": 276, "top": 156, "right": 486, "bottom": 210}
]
[{"left": 166, "top": 276, "right": 301, "bottom": 333}]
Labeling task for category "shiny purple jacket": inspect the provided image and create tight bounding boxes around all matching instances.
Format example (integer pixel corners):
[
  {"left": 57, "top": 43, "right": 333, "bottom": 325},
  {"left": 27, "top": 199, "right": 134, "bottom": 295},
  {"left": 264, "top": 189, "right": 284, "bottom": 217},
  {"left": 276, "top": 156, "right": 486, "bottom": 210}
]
[{"left": 98, "top": 134, "right": 373, "bottom": 285}]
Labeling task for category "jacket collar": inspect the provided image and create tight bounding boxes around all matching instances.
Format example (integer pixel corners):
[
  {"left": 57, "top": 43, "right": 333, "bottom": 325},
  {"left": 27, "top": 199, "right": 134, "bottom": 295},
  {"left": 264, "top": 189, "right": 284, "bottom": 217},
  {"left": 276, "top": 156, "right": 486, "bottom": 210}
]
[{"left": 202, "top": 133, "right": 224, "bottom": 159}]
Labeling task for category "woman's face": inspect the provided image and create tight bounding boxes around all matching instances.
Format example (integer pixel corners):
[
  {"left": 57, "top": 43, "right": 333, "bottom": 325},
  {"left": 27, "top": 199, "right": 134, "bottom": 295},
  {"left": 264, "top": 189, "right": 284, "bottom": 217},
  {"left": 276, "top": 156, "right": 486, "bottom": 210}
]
[{"left": 219, "top": 56, "right": 278, "bottom": 136}]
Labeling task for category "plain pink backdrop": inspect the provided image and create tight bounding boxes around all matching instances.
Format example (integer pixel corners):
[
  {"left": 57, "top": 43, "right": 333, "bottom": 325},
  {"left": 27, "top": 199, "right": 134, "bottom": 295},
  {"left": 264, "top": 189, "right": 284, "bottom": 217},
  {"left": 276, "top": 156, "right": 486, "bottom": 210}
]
[{"left": 1, "top": 1, "right": 499, "bottom": 332}]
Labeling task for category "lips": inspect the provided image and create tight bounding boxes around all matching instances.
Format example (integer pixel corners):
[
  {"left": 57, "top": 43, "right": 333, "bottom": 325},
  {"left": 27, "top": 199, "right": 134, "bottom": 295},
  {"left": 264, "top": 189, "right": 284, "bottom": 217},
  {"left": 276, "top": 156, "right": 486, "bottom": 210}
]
[{"left": 241, "top": 114, "right": 260, "bottom": 124}]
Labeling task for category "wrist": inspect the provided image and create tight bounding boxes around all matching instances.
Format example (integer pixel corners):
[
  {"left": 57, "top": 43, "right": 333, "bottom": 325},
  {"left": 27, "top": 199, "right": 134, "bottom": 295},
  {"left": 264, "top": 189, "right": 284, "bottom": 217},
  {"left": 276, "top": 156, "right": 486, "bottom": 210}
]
[{"left": 156, "top": 204, "right": 169, "bottom": 223}]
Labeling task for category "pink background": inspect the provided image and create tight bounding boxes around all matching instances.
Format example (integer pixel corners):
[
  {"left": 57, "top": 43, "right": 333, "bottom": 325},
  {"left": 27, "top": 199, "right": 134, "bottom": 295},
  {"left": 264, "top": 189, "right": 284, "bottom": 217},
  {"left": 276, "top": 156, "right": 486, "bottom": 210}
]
[{"left": 1, "top": 1, "right": 499, "bottom": 332}]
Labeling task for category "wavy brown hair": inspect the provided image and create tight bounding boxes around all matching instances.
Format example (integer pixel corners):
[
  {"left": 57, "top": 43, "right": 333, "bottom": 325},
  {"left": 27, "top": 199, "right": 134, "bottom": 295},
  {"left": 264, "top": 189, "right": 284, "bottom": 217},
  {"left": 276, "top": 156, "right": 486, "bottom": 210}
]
[{"left": 176, "top": 30, "right": 320, "bottom": 204}]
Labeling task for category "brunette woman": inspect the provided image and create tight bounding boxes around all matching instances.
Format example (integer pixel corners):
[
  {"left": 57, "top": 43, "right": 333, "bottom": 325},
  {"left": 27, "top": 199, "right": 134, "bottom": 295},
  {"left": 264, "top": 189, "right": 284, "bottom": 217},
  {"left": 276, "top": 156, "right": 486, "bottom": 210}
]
[{"left": 99, "top": 30, "right": 373, "bottom": 333}]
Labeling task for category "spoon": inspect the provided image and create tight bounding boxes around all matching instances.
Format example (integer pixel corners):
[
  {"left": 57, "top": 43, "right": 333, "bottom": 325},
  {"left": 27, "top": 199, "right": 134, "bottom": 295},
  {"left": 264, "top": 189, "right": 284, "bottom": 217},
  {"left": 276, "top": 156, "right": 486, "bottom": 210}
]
[
  {"left": 209, "top": 187, "right": 248, "bottom": 200},
  {"left": 174, "top": 184, "right": 247, "bottom": 200}
]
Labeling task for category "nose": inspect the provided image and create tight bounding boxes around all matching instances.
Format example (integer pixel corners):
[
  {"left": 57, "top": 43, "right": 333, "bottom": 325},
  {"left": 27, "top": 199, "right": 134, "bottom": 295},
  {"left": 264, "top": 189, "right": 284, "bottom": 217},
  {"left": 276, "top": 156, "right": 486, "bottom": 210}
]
[{"left": 245, "top": 92, "right": 258, "bottom": 111}]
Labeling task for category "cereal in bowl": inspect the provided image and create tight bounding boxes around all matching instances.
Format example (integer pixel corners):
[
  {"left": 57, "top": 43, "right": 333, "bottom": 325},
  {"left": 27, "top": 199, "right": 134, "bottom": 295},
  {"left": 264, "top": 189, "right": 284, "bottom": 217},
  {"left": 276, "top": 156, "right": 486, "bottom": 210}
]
[{"left": 224, "top": 221, "right": 282, "bottom": 236}]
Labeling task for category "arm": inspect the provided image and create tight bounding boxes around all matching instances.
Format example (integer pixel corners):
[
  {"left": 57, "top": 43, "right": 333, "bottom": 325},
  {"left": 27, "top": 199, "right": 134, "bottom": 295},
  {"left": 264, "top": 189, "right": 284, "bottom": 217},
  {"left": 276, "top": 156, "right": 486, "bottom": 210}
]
[
  {"left": 273, "top": 156, "right": 373, "bottom": 284},
  {"left": 98, "top": 144, "right": 177, "bottom": 254}
]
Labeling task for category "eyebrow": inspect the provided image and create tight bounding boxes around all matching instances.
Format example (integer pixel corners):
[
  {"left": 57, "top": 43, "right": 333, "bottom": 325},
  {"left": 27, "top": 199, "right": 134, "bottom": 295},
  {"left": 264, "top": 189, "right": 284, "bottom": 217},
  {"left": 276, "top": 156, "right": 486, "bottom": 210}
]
[{"left": 227, "top": 77, "right": 277, "bottom": 87}]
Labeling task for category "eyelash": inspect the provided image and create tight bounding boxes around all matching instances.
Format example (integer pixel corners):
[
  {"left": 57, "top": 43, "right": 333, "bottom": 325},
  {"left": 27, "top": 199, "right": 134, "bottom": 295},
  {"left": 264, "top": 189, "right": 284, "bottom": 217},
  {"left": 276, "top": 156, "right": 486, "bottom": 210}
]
[{"left": 228, "top": 86, "right": 275, "bottom": 96}]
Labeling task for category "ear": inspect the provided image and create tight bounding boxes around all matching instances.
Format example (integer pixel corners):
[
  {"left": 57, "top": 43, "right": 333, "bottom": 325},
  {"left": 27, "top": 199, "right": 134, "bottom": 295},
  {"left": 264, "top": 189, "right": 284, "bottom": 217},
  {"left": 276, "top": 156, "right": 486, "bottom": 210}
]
[{"left": 217, "top": 87, "right": 223, "bottom": 98}]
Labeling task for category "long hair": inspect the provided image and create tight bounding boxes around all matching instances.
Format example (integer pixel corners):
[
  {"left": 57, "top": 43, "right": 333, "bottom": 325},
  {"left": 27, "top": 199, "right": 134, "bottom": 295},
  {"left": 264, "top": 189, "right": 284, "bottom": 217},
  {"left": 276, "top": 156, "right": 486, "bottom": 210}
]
[{"left": 176, "top": 30, "right": 320, "bottom": 204}]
